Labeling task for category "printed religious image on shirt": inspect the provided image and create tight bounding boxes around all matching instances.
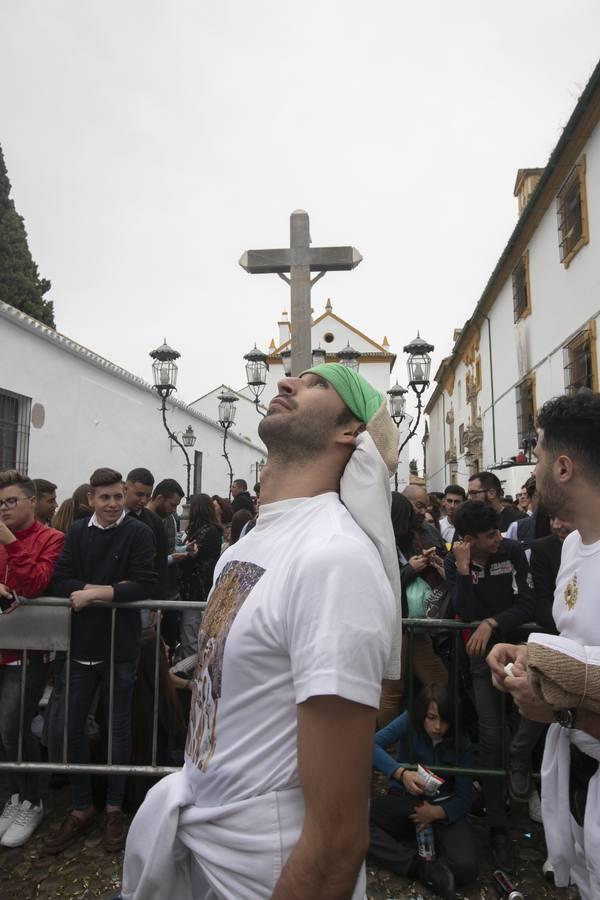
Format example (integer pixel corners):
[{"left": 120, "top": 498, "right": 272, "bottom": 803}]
[
  {"left": 186, "top": 560, "right": 265, "bottom": 771},
  {"left": 564, "top": 573, "right": 578, "bottom": 610}
]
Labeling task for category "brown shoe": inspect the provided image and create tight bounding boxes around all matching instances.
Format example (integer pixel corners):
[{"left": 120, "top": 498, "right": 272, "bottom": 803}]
[
  {"left": 103, "top": 810, "right": 128, "bottom": 853},
  {"left": 44, "top": 811, "right": 96, "bottom": 854}
]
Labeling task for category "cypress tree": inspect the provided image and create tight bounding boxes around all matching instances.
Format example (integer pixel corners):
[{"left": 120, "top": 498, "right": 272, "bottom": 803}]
[{"left": 0, "top": 144, "right": 55, "bottom": 327}]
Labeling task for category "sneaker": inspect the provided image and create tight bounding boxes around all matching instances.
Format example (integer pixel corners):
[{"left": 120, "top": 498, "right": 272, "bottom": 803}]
[
  {"left": 528, "top": 787, "right": 542, "bottom": 824},
  {"left": 490, "top": 828, "right": 517, "bottom": 873},
  {"left": 419, "top": 858, "right": 456, "bottom": 899},
  {"left": 1, "top": 800, "right": 44, "bottom": 847},
  {"left": 508, "top": 765, "right": 531, "bottom": 802},
  {"left": 0, "top": 794, "right": 20, "bottom": 839}
]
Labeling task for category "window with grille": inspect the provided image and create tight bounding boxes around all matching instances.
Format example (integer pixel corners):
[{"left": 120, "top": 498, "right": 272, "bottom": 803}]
[
  {"left": 557, "top": 158, "right": 589, "bottom": 267},
  {"left": 515, "top": 377, "right": 536, "bottom": 449},
  {"left": 512, "top": 251, "right": 531, "bottom": 322},
  {"left": 0, "top": 389, "right": 32, "bottom": 473},
  {"left": 458, "top": 423, "right": 465, "bottom": 454},
  {"left": 563, "top": 330, "right": 596, "bottom": 394},
  {"left": 193, "top": 450, "right": 203, "bottom": 494}
]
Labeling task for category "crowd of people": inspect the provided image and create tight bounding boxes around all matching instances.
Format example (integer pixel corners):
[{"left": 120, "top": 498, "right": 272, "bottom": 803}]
[
  {"left": 1, "top": 366, "right": 599, "bottom": 900},
  {"left": 0, "top": 468, "right": 259, "bottom": 853}
]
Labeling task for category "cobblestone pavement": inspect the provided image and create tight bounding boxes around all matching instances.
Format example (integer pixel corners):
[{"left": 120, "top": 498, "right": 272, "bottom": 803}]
[{"left": 0, "top": 777, "right": 580, "bottom": 899}]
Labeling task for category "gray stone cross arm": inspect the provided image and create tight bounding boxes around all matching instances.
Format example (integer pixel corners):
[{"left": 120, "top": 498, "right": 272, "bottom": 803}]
[{"left": 238, "top": 245, "right": 362, "bottom": 274}]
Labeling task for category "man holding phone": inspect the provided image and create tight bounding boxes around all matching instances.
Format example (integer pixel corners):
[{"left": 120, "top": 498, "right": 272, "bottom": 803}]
[{"left": 0, "top": 470, "right": 65, "bottom": 848}]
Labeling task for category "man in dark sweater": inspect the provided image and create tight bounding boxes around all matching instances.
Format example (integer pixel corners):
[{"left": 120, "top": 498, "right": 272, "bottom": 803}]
[
  {"left": 230, "top": 478, "right": 256, "bottom": 515},
  {"left": 124, "top": 467, "right": 168, "bottom": 601},
  {"left": 46, "top": 468, "right": 156, "bottom": 855},
  {"left": 468, "top": 471, "right": 526, "bottom": 533},
  {"left": 445, "top": 500, "right": 534, "bottom": 873}
]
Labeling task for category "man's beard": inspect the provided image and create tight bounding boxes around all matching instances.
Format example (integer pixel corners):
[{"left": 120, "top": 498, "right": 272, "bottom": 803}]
[
  {"left": 258, "top": 405, "right": 336, "bottom": 463},
  {"left": 537, "top": 472, "right": 569, "bottom": 518}
]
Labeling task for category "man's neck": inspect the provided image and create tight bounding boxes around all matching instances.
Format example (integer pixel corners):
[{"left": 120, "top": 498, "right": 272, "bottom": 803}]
[
  {"left": 259, "top": 459, "right": 339, "bottom": 505},
  {"left": 489, "top": 498, "right": 504, "bottom": 514},
  {"left": 573, "top": 490, "right": 600, "bottom": 544},
  {"left": 471, "top": 550, "right": 491, "bottom": 567}
]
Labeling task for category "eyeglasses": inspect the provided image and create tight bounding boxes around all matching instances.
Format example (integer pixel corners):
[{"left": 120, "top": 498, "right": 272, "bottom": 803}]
[
  {"left": 0, "top": 496, "right": 31, "bottom": 510},
  {"left": 467, "top": 489, "right": 488, "bottom": 498}
]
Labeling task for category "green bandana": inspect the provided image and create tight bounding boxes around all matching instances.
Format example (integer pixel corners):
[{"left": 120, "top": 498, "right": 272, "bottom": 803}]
[{"left": 302, "top": 363, "right": 384, "bottom": 423}]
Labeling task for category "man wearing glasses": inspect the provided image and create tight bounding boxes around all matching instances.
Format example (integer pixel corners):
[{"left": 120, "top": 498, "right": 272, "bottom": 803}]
[
  {"left": 0, "top": 470, "right": 65, "bottom": 848},
  {"left": 467, "top": 471, "right": 526, "bottom": 534}
]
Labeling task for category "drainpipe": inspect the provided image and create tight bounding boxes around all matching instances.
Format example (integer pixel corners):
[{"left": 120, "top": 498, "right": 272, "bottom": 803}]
[
  {"left": 442, "top": 392, "right": 447, "bottom": 484},
  {"left": 482, "top": 314, "right": 497, "bottom": 464}
]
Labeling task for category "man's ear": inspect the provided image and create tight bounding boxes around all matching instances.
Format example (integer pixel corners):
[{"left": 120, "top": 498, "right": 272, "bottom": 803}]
[
  {"left": 336, "top": 420, "right": 365, "bottom": 446},
  {"left": 555, "top": 453, "right": 575, "bottom": 484}
]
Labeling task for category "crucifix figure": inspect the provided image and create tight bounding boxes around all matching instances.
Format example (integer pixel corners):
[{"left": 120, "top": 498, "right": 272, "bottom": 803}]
[{"left": 239, "top": 210, "right": 362, "bottom": 375}]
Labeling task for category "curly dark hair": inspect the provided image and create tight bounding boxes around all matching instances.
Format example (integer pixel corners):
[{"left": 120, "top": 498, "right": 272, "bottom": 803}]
[
  {"left": 453, "top": 500, "right": 499, "bottom": 538},
  {"left": 537, "top": 392, "right": 600, "bottom": 481}
]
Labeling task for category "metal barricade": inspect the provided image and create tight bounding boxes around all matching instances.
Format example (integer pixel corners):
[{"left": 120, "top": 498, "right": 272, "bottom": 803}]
[
  {"left": 0, "top": 596, "right": 205, "bottom": 778},
  {"left": 0, "top": 601, "right": 541, "bottom": 782}
]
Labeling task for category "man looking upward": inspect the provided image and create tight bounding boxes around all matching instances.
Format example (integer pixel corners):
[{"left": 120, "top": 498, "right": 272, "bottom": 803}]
[
  {"left": 121, "top": 364, "right": 399, "bottom": 900},
  {"left": 32, "top": 479, "right": 58, "bottom": 526}
]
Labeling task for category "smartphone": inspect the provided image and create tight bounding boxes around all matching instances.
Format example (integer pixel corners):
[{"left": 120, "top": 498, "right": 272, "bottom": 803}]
[{"left": 0, "top": 589, "right": 18, "bottom": 613}]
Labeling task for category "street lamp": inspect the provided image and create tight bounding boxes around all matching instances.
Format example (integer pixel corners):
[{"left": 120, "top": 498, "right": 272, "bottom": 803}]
[
  {"left": 387, "top": 381, "right": 408, "bottom": 491},
  {"left": 281, "top": 347, "right": 292, "bottom": 377},
  {"left": 398, "top": 332, "right": 434, "bottom": 458},
  {"left": 150, "top": 339, "right": 195, "bottom": 500},
  {"left": 217, "top": 389, "right": 238, "bottom": 497},
  {"left": 387, "top": 382, "right": 408, "bottom": 426},
  {"left": 244, "top": 344, "right": 269, "bottom": 417},
  {"left": 337, "top": 342, "right": 360, "bottom": 371}
]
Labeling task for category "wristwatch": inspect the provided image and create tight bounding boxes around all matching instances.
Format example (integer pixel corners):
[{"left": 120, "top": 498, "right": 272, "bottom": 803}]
[{"left": 554, "top": 707, "right": 577, "bottom": 729}]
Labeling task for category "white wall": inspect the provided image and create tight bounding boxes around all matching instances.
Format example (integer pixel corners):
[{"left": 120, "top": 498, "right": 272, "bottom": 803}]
[
  {"left": 0, "top": 306, "right": 265, "bottom": 504},
  {"left": 426, "top": 119, "right": 600, "bottom": 492}
]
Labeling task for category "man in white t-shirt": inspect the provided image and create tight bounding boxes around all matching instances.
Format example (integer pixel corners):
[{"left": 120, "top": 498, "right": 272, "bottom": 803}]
[
  {"left": 487, "top": 393, "right": 600, "bottom": 899},
  {"left": 121, "top": 364, "right": 400, "bottom": 900}
]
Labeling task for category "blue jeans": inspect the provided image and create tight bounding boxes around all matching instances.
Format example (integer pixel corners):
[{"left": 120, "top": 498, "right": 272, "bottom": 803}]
[
  {"left": 0, "top": 657, "right": 49, "bottom": 805},
  {"left": 67, "top": 658, "right": 137, "bottom": 811}
]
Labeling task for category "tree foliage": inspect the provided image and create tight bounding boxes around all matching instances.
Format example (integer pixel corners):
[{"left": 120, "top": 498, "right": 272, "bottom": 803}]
[{"left": 0, "top": 144, "right": 55, "bottom": 327}]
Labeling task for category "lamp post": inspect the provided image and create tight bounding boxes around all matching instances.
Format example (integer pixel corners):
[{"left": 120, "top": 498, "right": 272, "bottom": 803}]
[
  {"left": 149, "top": 339, "right": 196, "bottom": 500},
  {"left": 217, "top": 389, "right": 238, "bottom": 497},
  {"left": 244, "top": 345, "right": 269, "bottom": 417},
  {"left": 254, "top": 457, "right": 266, "bottom": 487},
  {"left": 387, "top": 381, "right": 408, "bottom": 491},
  {"left": 398, "top": 332, "right": 434, "bottom": 460},
  {"left": 337, "top": 342, "right": 360, "bottom": 371}
]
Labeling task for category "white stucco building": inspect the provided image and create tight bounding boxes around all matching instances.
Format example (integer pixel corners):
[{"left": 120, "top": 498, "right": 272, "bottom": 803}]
[
  {"left": 0, "top": 300, "right": 265, "bottom": 503},
  {"left": 425, "top": 60, "right": 600, "bottom": 493}
]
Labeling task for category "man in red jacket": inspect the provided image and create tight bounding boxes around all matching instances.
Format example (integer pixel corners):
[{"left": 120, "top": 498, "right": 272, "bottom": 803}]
[{"left": 0, "top": 470, "right": 64, "bottom": 848}]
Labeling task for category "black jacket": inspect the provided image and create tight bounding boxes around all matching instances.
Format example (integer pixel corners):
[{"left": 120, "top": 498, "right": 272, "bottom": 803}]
[
  {"left": 53, "top": 515, "right": 157, "bottom": 661},
  {"left": 445, "top": 538, "right": 534, "bottom": 640},
  {"left": 136, "top": 507, "right": 168, "bottom": 600},
  {"left": 530, "top": 534, "right": 562, "bottom": 634},
  {"left": 231, "top": 491, "right": 255, "bottom": 515}
]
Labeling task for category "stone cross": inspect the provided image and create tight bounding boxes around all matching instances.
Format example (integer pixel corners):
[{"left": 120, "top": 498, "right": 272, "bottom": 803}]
[{"left": 239, "top": 210, "right": 362, "bottom": 375}]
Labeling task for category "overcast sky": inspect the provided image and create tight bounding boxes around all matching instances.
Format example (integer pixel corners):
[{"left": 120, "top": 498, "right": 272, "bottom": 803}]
[{"left": 2, "top": 1, "right": 600, "bottom": 412}]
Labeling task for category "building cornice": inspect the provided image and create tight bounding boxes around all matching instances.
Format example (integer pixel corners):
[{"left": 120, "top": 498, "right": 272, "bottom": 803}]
[{"left": 0, "top": 300, "right": 264, "bottom": 452}]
